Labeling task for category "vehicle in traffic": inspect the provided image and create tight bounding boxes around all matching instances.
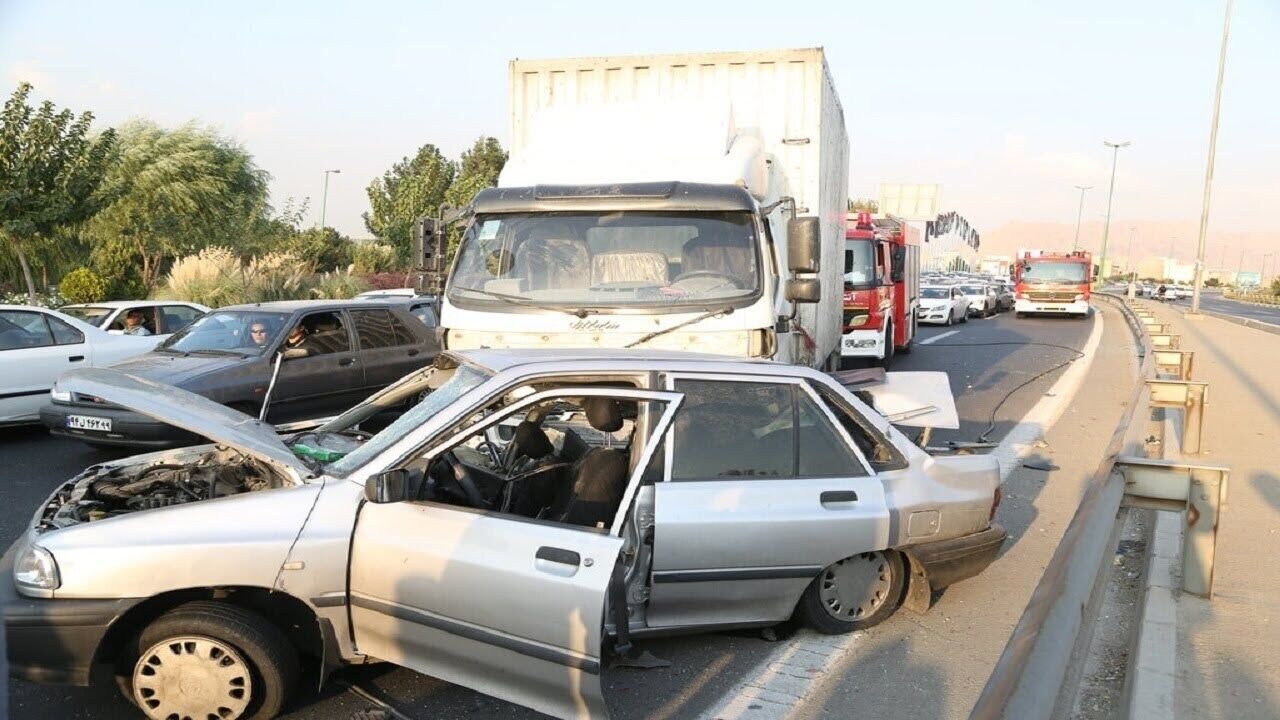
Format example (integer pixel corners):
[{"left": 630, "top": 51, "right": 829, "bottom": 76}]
[
  {"left": 360, "top": 294, "right": 440, "bottom": 328},
  {"left": 840, "top": 212, "right": 921, "bottom": 369},
  {"left": 992, "top": 283, "right": 1015, "bottom": 312},
  {"left": 960, "top": 284, "right": 998, "bottom": 318},
  {"left": 59, "top": 300, "right": 208, "bottom": 338},
  {"left": 0, "top": 305, "right": 161, "bottom": 426},
  {"left": 1013, "top": 249, "right": 1092, "bottom": 318},
  {"left": 438, "top": 48, "right": 848, "bottom": 370},
  {"left": 39, "top": 300, "right": 439, "bottom": 448},
  {"left": 917, "top": 285, "right": 969, "bottom": 325},
  {"left": 5, "top": 349, "right": 1006, "bottom": 720}
]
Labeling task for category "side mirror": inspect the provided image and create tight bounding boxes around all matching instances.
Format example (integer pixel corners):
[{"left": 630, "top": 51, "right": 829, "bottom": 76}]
[
  {"left": 365, "top": 469, "right": 409, "bottom": 504},
  {"left": 280, "top": 347, "right": 309, "bottom": 361},
  {"left": 890, "top": 246, "right": 906, "bottom": 283},
  {"left": 787, "top": 216, "right": 822, "bottom": 273},
  {"left": 785, "top": 278, "right": 821, "bottom": 304}
]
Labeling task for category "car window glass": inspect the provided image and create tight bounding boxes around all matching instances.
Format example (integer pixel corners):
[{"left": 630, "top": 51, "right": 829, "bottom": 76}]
[
  {"left": 387, "top": 311, "right": 421, "bottom": 345},
  {"left": 352, "top": 309, "right": 398, "bottom": 349},
  {"left": 161, "top": 305, "right": 202, "bottom": 333},
  {"left": 671, "top": 380, "right": 794, "bottom": 479},
  {"left": 810, "top": 381, "right": 906, "bottom": 472},
  {"left": 797, "top": 390, "right": 865, "bottom": 476},
  {"left": 0, "top": 311, "right": 55, "bottom": 350},
  {"left": 295, "top": 311, "right": 350, "bottom": 355},
  {"left": 47, "top": 316, "right": 85, "bottom": 345},
  {"left": 409, "top": 303, "right": 437, "bottom": 327},
  {"left": 108, "top": 306, "right": 159, "bottom": 334}
]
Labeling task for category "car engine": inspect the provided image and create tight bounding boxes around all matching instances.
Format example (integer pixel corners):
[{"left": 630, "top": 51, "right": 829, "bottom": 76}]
[{"left": 37, "top": 450, "right": 280, "bottom": 531}]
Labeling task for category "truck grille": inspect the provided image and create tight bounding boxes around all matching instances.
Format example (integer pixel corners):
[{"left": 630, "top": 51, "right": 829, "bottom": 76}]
[{"left": 1026, "top": 291, "right": 1078, "bottom": 302}]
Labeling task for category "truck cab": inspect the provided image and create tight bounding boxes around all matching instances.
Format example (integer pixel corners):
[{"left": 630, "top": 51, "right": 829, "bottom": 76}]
[
  {"left": 1013, "top": 249, "right": 1092, "bottom": 318},
  {"left": 839, "top": 213, "right": 919, "bottom": 368}
]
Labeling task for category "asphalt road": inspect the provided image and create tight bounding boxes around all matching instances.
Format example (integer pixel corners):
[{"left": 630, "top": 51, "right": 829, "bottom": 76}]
[
  {"left": 1166, "top": 292, "right": 1280, "bottom": 326},
  {"left": 2, "top": 308, "right": 1101, "bottom": 720}
]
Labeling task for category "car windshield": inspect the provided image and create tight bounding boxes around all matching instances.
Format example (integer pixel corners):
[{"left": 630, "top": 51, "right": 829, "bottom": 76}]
[
  {"left": 962, "top": 285, "right": 985, "bottom": 295},
  {"left": 60, "top": 306, "right": 113, "bottom": 327},
  {"left": 1022, "top": 261, "right": 1087, "bottom": 284},
  {"left": 844, "top": 240, "right": 877, "bottom": 288},
  {"left": 328, "top": 364, "right": 492, "bottom": 477},
  {"left": 449, "top": 211, "right": 761, "bottom": 310},
  {"left": 921, "top": 287, "right": 949, "bottom": 299},
  {"left": 160, "top": 311, "right": 290, "bottom": 355}
]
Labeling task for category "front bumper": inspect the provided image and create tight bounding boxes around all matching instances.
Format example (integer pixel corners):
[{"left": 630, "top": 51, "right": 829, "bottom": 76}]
[
  {"left": 1015, "top": 299, "right": 1089, "bottom": 316},
  {"left": 907, "top": 524, "right": 1007, "bottom": 590},
  {"left": 840, "top": 328, "right": 884, "bottom": 358},
  {"left": 917, "top": 306, "right": 951, "bottom": 324},
  {"left": 39, "top": 401, "right": 201, "bottom": 449},
  {"left": 2, "top": 544, "right": 142, "bottom": 686}
]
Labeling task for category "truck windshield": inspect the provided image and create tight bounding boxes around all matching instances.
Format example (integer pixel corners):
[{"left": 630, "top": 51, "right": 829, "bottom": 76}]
[
  {"left": 1022, "top": 261, "right": 1088, "bottom": 284},
  {"left": 844, "top": 240, "right": 877, "bottom": 288},
  {"left": 449, "top": 211, "right": 760, "bottom": 310}
]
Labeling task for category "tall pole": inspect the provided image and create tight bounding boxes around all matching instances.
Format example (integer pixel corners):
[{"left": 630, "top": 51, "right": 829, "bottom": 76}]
[
  {"left": 1236, "top": 250, "right": 1246, "bottom": 286},
  {"left": 1072, "top": 185, "right": 1092, "bottom": 250},
  {"left": 1191, "top": 0, "right": 1234, "bottom": 314},
  {"left": 1126, "top": 226, "right": 1137, "bottom": 282},
  {"left": 319, "top": 169, "right": 341, "bottom": 229},
  {"left": 1100, "top": 140, "right": 1130, "bottom": 281}
]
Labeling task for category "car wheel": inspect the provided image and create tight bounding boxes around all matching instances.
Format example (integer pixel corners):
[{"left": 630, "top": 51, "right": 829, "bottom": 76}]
[
  {"left": 126, "top": 601, "right": 298, "bottom": 720},
  {"left": 960, "top": 311, "right": 968, "bottom": 323},
  {"left": 796, "top": 550, "right": 905, "bottom": 634},
  {"left": 1016, "top": 312, "right": 1026, "bottom": 319},
  {"left": 944, "top": 310, "right": 952, "bottom": 326}
]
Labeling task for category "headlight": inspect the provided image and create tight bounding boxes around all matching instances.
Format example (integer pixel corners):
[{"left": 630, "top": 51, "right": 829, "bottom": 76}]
[
  {"left": 50, "top": 386, "right": 72, "bottom": 402},
  {"left": 14, "top": 544, "right": 60, "bottom": 592},
  {"left": 1073, "top": 294, "right": 1085, "bottom": 301}
]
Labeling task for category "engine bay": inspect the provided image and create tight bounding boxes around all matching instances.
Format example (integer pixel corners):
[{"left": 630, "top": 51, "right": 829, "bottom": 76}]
[{"left": 36, "top": 448, "right": 282, "bottom": 531}]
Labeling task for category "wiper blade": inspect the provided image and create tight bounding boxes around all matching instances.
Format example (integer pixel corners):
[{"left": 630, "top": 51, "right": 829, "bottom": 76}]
[
  {"left": 451, "top": 286, "right": 598, "bottom": 319},
  {"left": 188, "top": 348, "right": 248, "bottom": 358},
  {"left": 626, "top": 306, "right": 735, "bottom": 349}
]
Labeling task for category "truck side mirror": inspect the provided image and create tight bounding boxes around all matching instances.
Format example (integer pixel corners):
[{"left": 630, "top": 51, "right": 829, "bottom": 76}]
[
  {"left": 365, "top": 469, "right": 409, "bottom": 504},
  {"left": 890, "top": 246, "right": 906, "bottom": 283},
  {"left": 785, "top": 278, "right": 821, "bottom": 303},
  {"left": 787, "top": 216, "right": 822, "bottom": 273}
]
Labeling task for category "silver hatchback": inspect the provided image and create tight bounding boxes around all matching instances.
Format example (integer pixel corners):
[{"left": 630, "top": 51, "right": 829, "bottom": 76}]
[{"left": 5, "top": 349, "right": 1005, "bottom": 720}]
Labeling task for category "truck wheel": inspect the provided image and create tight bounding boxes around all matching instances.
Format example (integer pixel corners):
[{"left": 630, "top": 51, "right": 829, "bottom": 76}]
[
  {"left": 899, "top": 316, "right": 916, "bottom": 354},
  {"left": 877, "top": 323, "right": 894, "bottom": 369},
  {"left": 795, "top": 551, "right": 905, "bottom": 634},
  {"left": 126, "top": 601, "right": 298, "bottom": 720}
]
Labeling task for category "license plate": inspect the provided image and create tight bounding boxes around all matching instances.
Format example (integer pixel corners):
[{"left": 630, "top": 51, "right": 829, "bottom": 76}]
[{"left": 66, "top": 414, "right": 112, "bottom": 432}]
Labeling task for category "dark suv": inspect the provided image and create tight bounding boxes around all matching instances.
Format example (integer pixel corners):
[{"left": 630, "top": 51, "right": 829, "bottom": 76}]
[{"left": 40, "top": 300, "right": 440, "bottom": 448}]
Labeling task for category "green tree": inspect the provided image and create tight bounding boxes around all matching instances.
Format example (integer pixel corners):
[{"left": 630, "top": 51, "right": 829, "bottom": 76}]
[
  {"left": 59, "top": 267, "right": 108, "bottom": 303},
  {"left": 282, "top": 227, "right": 354, "bottom": 271},
  {"left": 85, "top": 121, "right": 269, "bottom": 289},
  {"left": 363, "top": 144, "right": 455, "bottom": 259},
  {"left": 443, "top": 137, "right": 507, "bottom": 253},
  {"left": 0, "top": 83, "right": 116, "bottom": 302}
]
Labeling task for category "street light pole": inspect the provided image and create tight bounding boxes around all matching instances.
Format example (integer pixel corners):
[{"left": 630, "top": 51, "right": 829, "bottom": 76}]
[
  {"left": 1072, "top": 185, "right": 1092, "bottom": 250},
  {"left": 1126, "top": 226, "right": 1137, "bottom": 282},
  {"left": 1191, "top": 0, "right": 1234, "bottom": 314},
  {"left": 1100, "top": 140, "right": 1130, "bottom": 282},
  {"left": 319, "top": 169, "right": 342, "bottom": 229}
]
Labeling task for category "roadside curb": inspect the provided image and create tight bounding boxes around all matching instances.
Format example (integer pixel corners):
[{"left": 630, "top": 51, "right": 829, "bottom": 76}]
[{"left": 1180, "top": 307, "right": 1280, "bottom": 336}]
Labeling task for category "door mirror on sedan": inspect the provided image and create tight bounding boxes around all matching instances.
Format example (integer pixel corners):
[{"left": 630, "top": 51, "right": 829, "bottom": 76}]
[
  {"left": 785, "top": 278, "right": 821, "bottom": 304},
  {"left": 365, "top": 469, "right": 409, "bottom": 504}
]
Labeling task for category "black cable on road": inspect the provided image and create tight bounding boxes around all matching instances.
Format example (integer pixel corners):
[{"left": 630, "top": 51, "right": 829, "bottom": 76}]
[{"left": 924, "top": 341, "right": 1086, "bottom": 443}]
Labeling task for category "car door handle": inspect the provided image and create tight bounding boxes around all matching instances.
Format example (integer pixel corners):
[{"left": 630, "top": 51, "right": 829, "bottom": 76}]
[
  {"left": 407, "top": 349, "right": 420, "bottom": 357},
  {"left": 536, "top": 546, "right": 581, "bottom": 565},
  {"left": 820, "top": 490, "right": 859, "bottom": 504},
  {"left": 67, "top": 355, "right": 84, "bottom": 362},
  {"left": 338, "top": 357, "right": 356, "bottom": 366}
]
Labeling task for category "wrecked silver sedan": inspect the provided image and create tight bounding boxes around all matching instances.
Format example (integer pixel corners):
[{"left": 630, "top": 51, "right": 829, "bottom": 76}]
[{"left": 4, "top": 349, "right": 1005, "bottom": 720}]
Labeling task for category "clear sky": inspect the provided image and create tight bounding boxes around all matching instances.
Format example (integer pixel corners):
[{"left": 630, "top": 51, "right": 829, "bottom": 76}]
[{"left": 3, "top": 0, "right": 1276, "bottom": 240}]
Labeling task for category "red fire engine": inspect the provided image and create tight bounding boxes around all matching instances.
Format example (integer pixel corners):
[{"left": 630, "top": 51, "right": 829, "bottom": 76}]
[
  {"left": 1013, "top": 249, "right": 1093, "bottom": 318},
  {"left": 840, "top": 212, "right": 921, "bottom": 368}
]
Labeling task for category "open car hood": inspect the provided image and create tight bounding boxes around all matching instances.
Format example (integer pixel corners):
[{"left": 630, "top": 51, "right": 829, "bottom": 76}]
[
  {"left": 831, "top": 368, "right": 959, "bottom": 429},
  {"left": 54, "top": 367, "right": 313, "bottom": 482}
]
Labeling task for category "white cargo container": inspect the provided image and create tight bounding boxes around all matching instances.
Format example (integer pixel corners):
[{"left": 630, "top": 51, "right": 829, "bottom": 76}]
[{"left": 441, "top": 48, "right": 849, "bottom": 368}]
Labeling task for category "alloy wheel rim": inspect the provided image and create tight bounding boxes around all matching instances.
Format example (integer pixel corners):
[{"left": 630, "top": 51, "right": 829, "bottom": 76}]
[
  {"left": 133, "top": 635, "right": 252, "bottom": 720},
  {"left": 817, "top": 552, "right": 892, "bottom": 621}
]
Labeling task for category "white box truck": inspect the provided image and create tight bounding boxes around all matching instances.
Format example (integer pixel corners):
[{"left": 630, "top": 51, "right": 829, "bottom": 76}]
[{"left": 439, "top": 48, "right": 849, "bottom": 368}]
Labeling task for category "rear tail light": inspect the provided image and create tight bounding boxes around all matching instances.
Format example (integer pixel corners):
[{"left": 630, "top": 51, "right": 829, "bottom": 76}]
[{"left": 990, "top": 485, "right": 1002, "bottom": 522}]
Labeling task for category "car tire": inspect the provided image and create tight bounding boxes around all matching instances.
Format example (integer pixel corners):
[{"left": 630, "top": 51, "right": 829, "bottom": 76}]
[
  {"left": 1016, "top": 312, "right": 1026, "bottom": 319},
  {"left": 795, "top": 550, "right": 905, "bottom": 634},
  {"left": 944, "top": 310, "right": 952, "bottom": 326},
  {"left": 125, "top": 601, "right": 298, "bottom": 720},
  {"left": 960, "top": 311, "right": 968, "bottom": 323}
]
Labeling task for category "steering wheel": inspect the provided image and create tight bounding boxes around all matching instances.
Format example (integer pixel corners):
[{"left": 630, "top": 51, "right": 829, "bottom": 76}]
[
  {"left": 671, "top": 270, "right": 745, "bottom": 289},
  {"left": 439, "top": 451, "right": 486, "bottom": 508}
]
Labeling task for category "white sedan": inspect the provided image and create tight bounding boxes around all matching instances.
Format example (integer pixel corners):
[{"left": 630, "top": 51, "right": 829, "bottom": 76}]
[
  {"left": 918, "top": 285, "right": 970, "bottom": 325},
  {"left": 0, "top": 305, "right": 161, "bottom": 426},
  {"left": 59, "top": 300, "right": 208, "bottom": 338}
]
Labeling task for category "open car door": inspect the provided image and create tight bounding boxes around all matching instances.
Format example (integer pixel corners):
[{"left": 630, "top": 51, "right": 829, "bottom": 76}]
[{"left": 348, "top": 386, "right": 683, "bottom": 720}]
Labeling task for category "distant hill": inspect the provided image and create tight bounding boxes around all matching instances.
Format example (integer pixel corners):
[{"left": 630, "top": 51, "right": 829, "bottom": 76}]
[{"left": 980, "top": 220, "right": 1280, "bottom": 271}]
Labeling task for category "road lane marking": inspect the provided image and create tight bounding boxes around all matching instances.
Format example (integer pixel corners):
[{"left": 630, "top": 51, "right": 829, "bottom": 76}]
[
  {"left": 919, "top": 330, "right": 958, "bottom": 345},
  {"left": 700, "top": 311, "right": 1108, "bottom": 720}
]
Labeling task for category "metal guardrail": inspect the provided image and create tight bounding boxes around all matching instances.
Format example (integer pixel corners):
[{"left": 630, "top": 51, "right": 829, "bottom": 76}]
[{"left": 969, "top": 294, "right": 1229, "bottom": 720}]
